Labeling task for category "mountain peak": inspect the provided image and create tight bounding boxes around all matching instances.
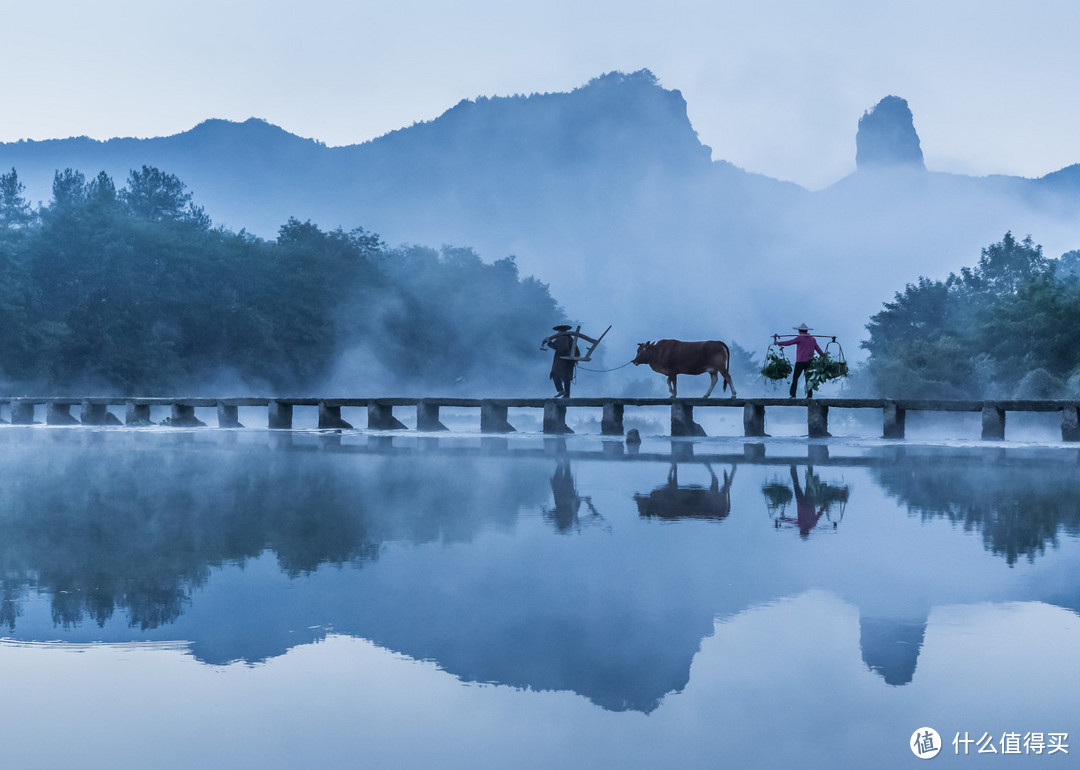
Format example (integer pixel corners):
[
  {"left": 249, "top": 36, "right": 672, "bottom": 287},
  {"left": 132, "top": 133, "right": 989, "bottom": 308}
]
[
  {"left": 368, "top": 68, "right": 711, "bottom": 174},
  {"left": 583, "top": 69, "right": 660, "bottom": 89},
  {"left": 855, "top": 96, "right": 924, "bottom": 170}
]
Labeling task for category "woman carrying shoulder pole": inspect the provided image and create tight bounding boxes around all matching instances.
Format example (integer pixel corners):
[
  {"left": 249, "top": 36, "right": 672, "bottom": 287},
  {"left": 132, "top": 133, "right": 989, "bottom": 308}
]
[{"left": 774, "top": 323, "right": 824, "bottom": 398}]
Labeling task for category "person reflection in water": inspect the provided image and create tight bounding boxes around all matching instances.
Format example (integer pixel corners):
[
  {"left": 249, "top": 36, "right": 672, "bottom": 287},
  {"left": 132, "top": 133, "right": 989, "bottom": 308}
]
[
  {"left": 545, "top": 459, "right": 602, "bottom": 532},
  {"left": 767, "top": 465, "right": 848, "bottom": 536},
  {"left": 790, "top": 465, "right": 825, "bottom": 537}
]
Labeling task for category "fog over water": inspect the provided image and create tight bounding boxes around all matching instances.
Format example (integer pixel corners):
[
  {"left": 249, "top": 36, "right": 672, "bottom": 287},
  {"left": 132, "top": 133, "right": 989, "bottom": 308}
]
[
  {"left": 5, "top": 73, "right": 1080, "bottom": 399},
  {"left": 0, "top": 426, "right": 1077, "bottom": 768},
  {"left": 3, "top": 6, "right": 1080, "bottom": 767}
]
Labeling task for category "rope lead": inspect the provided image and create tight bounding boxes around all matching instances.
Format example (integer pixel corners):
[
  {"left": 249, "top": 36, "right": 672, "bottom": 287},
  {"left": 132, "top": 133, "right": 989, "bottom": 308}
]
[{"left": 576, "top": 359, "right": 636, "bottom": 373}]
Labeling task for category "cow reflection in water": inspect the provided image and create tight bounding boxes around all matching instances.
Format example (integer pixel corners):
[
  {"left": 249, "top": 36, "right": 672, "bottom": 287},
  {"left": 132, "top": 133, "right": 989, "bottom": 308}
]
[
  {"left": 634, "top": 464, "right": 735, "bottom": 522},
  {"left": 763, "top": 465, "right": 849, "bottom": 538},
  {"left": 545, "top": 460, "right": 606, "bottom": 533}
]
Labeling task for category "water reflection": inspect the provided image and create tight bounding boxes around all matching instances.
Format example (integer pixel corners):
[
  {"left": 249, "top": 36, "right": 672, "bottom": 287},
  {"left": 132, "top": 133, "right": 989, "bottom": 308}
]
[
  {"left": 871, "top": 450, "right": 1080, "bottom": 566},
  {"left": 544, "top": 458, "right": 605, "bottom": 532},
  {"left": 859, "top": 616, "right": 926, "bottom": 686},
  {"left": 634, "top": 464, "right": 735, "bottom": 521},
  {"left": 763, "top": 465, "right": 849, "bottom": 536},
  {"left": 0, "top": 430, "right": 1079, "bottom": 719},
  {"left": 0, "top": 430, "right": 550, "bottom": 636}
]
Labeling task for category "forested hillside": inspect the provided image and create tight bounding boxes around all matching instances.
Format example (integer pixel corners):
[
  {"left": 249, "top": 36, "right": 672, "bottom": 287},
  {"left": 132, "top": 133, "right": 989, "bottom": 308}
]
[
  {"left": 0, "top": 167, "right": 562, "bottom": 394},
  {"left": 5, "top": 72, "right": 1080, "bottom": 360},
  {"left": 862, "top": 232, "right": 1080, "bottom": 399}
]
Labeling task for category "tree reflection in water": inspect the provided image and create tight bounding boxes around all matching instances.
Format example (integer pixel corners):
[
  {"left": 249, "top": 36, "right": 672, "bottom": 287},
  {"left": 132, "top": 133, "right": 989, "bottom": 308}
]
[
  {"left": 0, "top": 431, "right": 550, "bottom": 633},
  {"left": 871, "top": 450, "right": 1080, "bottom": 566},
  {"left": 1, "top": 432, "right": 1079, "bottom": 713}
]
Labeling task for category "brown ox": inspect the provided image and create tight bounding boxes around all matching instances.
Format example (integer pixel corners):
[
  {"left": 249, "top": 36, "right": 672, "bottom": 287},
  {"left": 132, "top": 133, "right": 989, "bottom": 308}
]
[
  {"left": 634, "top": 465, "right": 736, "bottom": 521},
  {"left": 632, "top": 339, "right": 737, "bottom": 398}
]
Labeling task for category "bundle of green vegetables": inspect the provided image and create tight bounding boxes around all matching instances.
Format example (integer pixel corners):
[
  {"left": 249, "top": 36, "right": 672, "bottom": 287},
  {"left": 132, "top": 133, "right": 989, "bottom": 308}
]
[
  {"left": 762, "top": 482, "right": 794, "bottom": 510},
  {"left": 805, "top": 353, "right": 849, "bottom": 393},
  {"left": 760, "top": 349, "right": 793, "bottom": 381}
]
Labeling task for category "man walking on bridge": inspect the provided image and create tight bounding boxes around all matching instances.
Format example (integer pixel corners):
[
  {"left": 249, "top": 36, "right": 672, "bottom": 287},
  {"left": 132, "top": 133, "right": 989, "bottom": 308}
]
[
  {"left": 774, "top": 323, "right": 824, "bottom": 398},
  {"left": 542, "top": 324, "right": 580, "bottom": 398}
]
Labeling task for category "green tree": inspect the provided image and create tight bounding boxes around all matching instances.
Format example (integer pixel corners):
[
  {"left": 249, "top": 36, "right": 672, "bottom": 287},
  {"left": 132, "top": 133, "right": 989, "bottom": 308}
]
[
  {"left": 121, "top": 165, "right": 194, "bottom": 223},
  {"left": 49, "top": 168, "right": 88, "bottom": 211},
  {"left": 0, "top": 168, "right": 34, "bottom": 230},
  {"left": 0, "top": 166, "right": 567, "bottom": 394},
  {"left": 864, "top": 232, "right": 1080, "bottom": 398}
]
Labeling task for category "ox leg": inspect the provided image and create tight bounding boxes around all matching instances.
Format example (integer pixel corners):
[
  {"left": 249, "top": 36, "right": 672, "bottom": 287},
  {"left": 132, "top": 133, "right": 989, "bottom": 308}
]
[
  {"left": 724, "top": 369, "right": 737, "bottom": 398},
  {"left": 668, "top": 376, "right": 677, "bottom": 398},
  {"left": 704, "top": 371, "right": 717, "bottom": 398}
]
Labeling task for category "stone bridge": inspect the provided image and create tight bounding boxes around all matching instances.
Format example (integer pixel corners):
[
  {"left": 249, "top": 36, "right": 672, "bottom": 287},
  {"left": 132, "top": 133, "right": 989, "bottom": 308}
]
[{"left": 2, "top": 396, "right": 1079, "bottom": 441}]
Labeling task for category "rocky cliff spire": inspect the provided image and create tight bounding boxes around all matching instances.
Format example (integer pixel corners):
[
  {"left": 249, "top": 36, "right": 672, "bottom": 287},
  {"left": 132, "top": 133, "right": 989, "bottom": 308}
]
[{"left": 855, "top": 96, "right": 925, "bottom": 170}]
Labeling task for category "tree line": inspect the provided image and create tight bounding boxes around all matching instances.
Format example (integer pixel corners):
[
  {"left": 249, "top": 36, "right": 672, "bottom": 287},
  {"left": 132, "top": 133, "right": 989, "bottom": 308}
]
[
  {"left": 862, "top": 231, "right": 1080, "bottom": 399},
  {"left": 5, "top": 163, "right": 1075, "bottom": 400},
  {"left": 0, "top": 166, "right": 562, "bottom": 394}
]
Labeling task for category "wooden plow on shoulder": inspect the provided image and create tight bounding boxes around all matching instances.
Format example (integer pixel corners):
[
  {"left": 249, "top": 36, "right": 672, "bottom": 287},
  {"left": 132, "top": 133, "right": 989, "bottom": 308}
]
[{"left": 560, "top": 325, "right": 611, "bottom": 362}]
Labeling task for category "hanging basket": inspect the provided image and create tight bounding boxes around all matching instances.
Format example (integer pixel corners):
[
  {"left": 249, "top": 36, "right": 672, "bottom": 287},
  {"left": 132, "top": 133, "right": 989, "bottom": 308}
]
[
  {"left": 762, "top": 481, "right": 793, "bottom": 521},
  {"left": 806, "top": 338, "right": 849, "bottom": 393},
  {"left": 760, "top": 345, "right": 793, "bottom": 381}
]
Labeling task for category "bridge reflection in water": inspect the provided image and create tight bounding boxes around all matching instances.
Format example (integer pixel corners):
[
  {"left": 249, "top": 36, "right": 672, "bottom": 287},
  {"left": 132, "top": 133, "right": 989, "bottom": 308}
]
[{"left": 0, "top": 429, "right": 1078, "bottom": 715}]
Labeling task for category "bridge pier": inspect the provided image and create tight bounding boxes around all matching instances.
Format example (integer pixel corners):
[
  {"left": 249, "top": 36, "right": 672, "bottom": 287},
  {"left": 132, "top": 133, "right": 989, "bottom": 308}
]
[
  {"left": 1061, "top": 405, "right": 1080, "bottom": 441},
  {"left": 170, "top": 403, "right": 205, "bottom": 427},
  {"left": 217, "top": 403, "right": 242, "bottom": 428},
  {"left": 480, "top": 401, "right": 515, "bottom": 433},
  {"left": 743, "top": 403, "right": 767, "bottom": 437},
  {"left": 671, "top": 440, "right": 695, "bottom": 461},
  {"left": 543, "top": 400, "right": 572, "bottom": 434},
  {"left": 126, "top": 402, "right": 151, "bottom": 424},
  {"left": 368, "top": 402, "right": 407, "bottom": 430},
  {"left": 269, "top": 400, "right": 293, "bottom": 429},
  {"left": 80, "top": 401, "right": 112, "bottom": 426},
  {"left": 318, "top": 402, "right": 353, "bottom": 430},
  {"left": 744, "top": 442, "right": 766, "bottom": 460},
  {"left": 882, "top": 401, "right": 906, "bottom": 439},
  {"left": 671, "top": 401, "right": 706, "bottom": 437},
  {"left": 416, "top": 400, "right": 449, "bottom": 431},
  {"left": 808, "top": 443, "right": 830, "bottom": 463},
  {"left": 46, "top": 402, "right": 79, "bottom": 425},
  {"left": 602, "top": 439, "right": 624, "bottom": 458},
  {"left": 981, "top": 403, "right": 1005, "bottom": 440},
  {"left": 11, "top": 401, "right": 34, "bottom": 424},
  {"left": 808, "top": 402, "right": 830, "bottom": 438},
  {"left": 601, "top": 402, "right": 624, "bottom": 436}
]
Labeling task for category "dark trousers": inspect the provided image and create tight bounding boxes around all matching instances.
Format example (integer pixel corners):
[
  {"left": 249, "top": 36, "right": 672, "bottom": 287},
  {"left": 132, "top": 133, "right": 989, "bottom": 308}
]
[
  {"left": 790, "top": 361, "right": 810, "bottom": 397},
  {"left": 552, "top": 370, "right": 574, "bottom": 397}
]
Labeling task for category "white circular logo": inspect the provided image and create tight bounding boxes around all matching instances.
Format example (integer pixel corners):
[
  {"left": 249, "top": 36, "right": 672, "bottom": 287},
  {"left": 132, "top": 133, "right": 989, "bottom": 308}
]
[{"left": 911, "top": 727, "right": 942, "bottom": 759}]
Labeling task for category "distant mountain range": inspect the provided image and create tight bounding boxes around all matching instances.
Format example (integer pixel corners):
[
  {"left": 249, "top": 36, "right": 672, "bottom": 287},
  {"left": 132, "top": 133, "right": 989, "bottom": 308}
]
[{"left": 4, "top": 70, "right": 1079, "bottom": 381}]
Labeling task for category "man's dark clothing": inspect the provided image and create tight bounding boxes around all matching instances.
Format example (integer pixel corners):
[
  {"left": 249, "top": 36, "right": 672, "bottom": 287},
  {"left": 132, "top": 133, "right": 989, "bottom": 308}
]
[
  {"left": 549, "top": 332, "right": 579, "bottom": 397},
  {"left": 790, "top": 360, "right": 809, "bottom": 398}
]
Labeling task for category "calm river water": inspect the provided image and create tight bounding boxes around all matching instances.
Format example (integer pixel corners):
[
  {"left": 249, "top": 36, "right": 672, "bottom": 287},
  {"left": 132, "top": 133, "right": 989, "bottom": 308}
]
[{"left": 0, "top": 426, "right": 1077, "bottom": 769}]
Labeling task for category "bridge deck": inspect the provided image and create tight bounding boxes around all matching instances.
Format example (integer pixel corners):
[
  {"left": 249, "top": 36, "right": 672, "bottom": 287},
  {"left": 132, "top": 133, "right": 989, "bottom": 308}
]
[{"left": 1, "top": 396, "right": 1077, "bottom": 441}]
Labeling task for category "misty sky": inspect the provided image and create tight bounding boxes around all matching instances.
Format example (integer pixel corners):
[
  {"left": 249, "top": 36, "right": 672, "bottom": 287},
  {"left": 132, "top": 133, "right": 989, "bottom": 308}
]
[{"left": 3, "top": 0, "right": 1078, "bottom": 189}]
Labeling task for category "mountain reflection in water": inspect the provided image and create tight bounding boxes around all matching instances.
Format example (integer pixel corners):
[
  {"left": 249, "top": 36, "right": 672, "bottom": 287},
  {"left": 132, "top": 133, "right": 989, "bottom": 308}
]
[{"left": 1, "top": 429, "right": 1079, "bottom": 716}]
